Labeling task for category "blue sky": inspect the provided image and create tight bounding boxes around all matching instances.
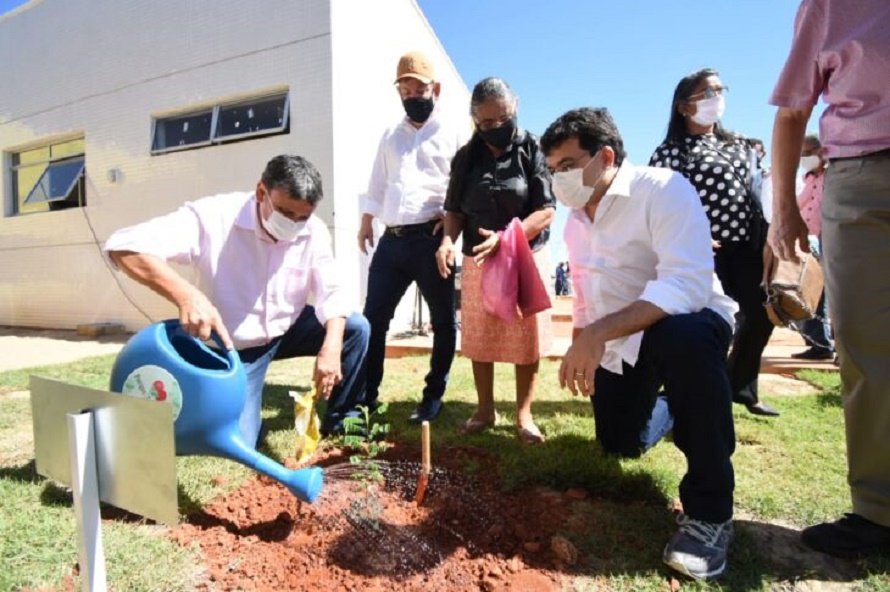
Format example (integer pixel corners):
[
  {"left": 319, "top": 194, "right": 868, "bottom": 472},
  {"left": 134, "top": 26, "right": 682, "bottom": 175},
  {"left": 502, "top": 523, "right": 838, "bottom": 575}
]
[
  {"left": 417, "top": 0, "right": 803, "bottom": 262},
  {"left": 0, "top": 0, "right": 25, "bottom": 15}
]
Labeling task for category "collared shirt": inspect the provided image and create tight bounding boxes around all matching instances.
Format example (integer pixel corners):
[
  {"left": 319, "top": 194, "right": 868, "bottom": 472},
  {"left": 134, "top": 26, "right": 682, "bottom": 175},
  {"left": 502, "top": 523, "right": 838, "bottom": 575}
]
[
  {"left": 361, "top": 113, "right": 468, "bottom": 227},
  {"left": 798, "top": 169, "right": 825, "bottom": 236},
  {"left": 565, "top": 163, "right": 737, "bottom": 375},
  {"left": 444, "top": 129, "right": 556, "bottom": 256},
  {"left": 769, "top": 0, "right": 890, "bottom": 159},
  {"left": 104, "top": 192, "right": 351, "bottom": 350},
  {"left": 649, "top": 133, "right": 755, "bottom": 243}
]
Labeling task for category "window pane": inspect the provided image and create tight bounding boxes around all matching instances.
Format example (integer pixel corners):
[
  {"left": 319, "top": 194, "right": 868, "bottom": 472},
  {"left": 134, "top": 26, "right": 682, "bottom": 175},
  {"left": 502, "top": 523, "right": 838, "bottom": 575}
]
[
  {"left": 153, "top": 111, "right": 213, "bottom": 151},
  {"left": 51, "top": 138, "right": 86, "bottom": 160},
  {"left": 17, "top": 146, "right": 51, "bottom": 166},
  {"left": 216, "top": 94, "right": 287, "bottom": 138},
  {"left": 24, "top": 158, "right": 85, "bottom": 204},
  {"left": 15, "top": 163, "right": 45, "bottom": 203}
]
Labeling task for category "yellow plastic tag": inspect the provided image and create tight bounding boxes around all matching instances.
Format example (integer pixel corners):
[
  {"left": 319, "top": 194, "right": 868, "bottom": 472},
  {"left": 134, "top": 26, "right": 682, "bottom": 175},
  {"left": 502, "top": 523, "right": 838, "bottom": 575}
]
[{"left": 291, "top": 390, "right": 320, "bottom": 464}]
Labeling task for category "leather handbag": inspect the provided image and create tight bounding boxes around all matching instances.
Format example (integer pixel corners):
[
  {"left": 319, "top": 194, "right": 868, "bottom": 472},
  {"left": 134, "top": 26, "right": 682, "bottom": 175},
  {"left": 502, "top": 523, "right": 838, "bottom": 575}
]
[{"left": 762, "top": 251, "right": 824, "bottom": 327}]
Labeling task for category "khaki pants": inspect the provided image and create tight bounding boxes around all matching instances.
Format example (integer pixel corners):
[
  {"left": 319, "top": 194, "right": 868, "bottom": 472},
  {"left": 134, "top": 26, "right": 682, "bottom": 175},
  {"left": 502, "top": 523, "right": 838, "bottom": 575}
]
[{"left": 822, "top": 149, "right": 890, "bottom": 526}]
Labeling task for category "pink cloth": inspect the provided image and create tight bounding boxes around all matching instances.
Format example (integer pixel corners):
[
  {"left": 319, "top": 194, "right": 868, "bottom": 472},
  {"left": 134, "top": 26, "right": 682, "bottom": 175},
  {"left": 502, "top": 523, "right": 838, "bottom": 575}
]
[
  {"left": 104, "top": 192, "right": 352, "bottom": 349},
  {"left": 797, "top": 170, "right": 824, "bottom": 236},
  {"left": 481, "top": 218, "right": 551, "bottom": 323},
  {"left": 769, "top": 0, "right": 890, "bottom": 159}
]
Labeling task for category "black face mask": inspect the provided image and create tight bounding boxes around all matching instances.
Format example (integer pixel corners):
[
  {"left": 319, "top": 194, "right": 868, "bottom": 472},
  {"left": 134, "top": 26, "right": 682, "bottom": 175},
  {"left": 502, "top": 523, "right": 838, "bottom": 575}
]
[
  {"left": 478, "top": 117, "right": 516, "bottom": 150},
  {"left": 402, "top": 97, "right": 435, "bottom": 124}
]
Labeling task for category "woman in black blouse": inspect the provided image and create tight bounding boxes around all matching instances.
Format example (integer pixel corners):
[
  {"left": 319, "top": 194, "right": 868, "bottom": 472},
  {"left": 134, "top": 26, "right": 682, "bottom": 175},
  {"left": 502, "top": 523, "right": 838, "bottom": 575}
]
[
  {"left": 436, "top": 77, "right": 556, "bottom": 443},
  {"left": 650, "top": 68, "right": 778, "bottom": 417}
]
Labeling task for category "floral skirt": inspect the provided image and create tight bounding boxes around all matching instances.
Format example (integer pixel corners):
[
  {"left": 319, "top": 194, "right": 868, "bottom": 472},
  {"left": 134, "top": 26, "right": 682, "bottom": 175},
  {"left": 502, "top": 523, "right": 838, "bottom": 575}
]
[{"left": 460, "top": 246, "right": 553, "bottom": 365}]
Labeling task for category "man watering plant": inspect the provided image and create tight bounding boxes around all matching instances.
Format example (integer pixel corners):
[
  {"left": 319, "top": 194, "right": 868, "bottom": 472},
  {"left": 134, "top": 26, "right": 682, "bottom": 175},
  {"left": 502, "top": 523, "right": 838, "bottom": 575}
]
[{"left": 105, "top": 154, "right": 369, "bottom": 447}]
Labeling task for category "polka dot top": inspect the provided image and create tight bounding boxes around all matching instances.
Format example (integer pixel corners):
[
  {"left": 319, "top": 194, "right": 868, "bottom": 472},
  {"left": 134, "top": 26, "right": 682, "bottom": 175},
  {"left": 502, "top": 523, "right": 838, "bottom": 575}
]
[{"left": 649, "top": 133, "right": 754, "bottom": 243}]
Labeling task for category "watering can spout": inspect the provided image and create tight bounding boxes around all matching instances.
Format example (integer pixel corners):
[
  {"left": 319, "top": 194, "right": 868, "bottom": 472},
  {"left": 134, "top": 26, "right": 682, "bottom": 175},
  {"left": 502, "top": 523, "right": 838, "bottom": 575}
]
[
  {"left": 109, "top": 320, "right": 325, "bottom": 503},
  {"left": 220, "top": 432, "right": 324, "bottom": 503}
]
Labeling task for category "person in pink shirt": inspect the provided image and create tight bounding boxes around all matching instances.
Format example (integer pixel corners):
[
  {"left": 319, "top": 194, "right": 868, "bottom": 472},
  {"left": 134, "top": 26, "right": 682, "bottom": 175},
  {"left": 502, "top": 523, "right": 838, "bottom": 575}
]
[
  {"left": 770, "top": 0, "right": 890, "bottom": 558},
  {"left": 105, "top": 155, "right": 370, "bottom": 447},
  {"left": 791, "top": 133, "right": 834, "bottom": 360}
]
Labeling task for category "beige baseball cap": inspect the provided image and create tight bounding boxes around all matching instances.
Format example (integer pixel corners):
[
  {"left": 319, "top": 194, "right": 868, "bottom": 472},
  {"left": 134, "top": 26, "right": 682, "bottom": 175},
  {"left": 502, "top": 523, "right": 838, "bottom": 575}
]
[{"left": 395, "top": 51, "right": 436, "bottom": 84}]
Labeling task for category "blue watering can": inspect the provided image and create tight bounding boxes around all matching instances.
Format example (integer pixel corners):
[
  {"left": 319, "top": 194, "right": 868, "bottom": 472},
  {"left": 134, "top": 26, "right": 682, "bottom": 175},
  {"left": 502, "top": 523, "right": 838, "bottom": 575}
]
[{"left": 109, "top": 320, "right": 323, "bottom": 503}]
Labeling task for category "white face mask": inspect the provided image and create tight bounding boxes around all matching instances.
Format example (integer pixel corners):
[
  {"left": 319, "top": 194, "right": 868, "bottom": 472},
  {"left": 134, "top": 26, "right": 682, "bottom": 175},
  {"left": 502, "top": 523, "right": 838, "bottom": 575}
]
[
  {"left": 263, "top": 200, "right": 305, "bottom": 241},
  {"left": 800, "top": 154, "right": 822, "bottom": 173},
  {"left": 552, "top": 152, "right": 605, "bottom": 209},
  {"left": 690, "top": 95, "right": 726, "bottom": 127}
]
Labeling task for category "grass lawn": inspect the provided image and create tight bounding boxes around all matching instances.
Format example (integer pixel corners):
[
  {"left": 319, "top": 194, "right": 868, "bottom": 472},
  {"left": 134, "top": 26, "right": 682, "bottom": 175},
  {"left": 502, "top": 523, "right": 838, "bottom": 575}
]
[{"left": 2, "top": 353, "right": 889, "bottom": 590}]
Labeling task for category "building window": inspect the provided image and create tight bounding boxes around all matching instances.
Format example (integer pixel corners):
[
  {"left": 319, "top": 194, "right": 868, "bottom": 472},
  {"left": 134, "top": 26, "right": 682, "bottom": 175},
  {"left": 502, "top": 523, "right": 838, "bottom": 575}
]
[
  {"left": 151, "top": 91, "right": 289, "bottom": 155},
  {"left": 11, "top": 137, "right": 86, "bottom": 215}
]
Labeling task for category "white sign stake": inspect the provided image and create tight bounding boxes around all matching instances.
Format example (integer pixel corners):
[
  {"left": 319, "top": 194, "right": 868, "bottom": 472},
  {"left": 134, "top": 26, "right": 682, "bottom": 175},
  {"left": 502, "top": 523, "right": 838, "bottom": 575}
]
[{"left": 67, "top": 411, "right": 108, "bottom": 592}]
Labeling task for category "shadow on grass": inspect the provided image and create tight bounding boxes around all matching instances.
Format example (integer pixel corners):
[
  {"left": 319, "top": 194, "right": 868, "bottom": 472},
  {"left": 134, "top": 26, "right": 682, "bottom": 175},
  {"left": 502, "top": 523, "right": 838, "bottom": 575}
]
[
  {"left": 816, "top": 389, "right": 842, "bottom": 409},
  {"left": 0, "top": 460, "right": 78, "bottom": 508},
  {"left": 374, "top": 399, "right": 669, "bottom": 506},
  {"left": 725, "top": 519, "right": 865, "bottom": 589},
  {"left": 0, "top": 458, "right": 39, "bottom": 483},
  {"left": 565, "top": 515, "right": 869, "bottom": 589}
]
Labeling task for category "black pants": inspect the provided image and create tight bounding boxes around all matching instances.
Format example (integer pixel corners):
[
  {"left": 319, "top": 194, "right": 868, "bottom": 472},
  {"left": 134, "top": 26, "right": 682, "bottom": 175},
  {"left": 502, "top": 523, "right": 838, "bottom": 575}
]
[
  {"left": 713, "top": 241, "right": 775, "bottom": 406},
  {"left": 593, "top": 309, "right": 735, "bottom": 523},
  {"left": 363, "top": 230, "right": 457, "bottom": 404}
]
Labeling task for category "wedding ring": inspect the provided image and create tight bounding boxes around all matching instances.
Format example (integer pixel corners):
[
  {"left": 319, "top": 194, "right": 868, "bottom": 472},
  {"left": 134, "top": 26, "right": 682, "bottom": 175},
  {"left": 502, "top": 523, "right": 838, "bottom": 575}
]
[{"left": 574, "top": 371, "right": 585, "bottom": 377}]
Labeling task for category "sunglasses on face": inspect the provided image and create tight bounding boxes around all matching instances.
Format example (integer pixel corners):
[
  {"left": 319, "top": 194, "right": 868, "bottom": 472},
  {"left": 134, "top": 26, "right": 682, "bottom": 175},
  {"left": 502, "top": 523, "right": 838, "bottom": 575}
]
[{"left": 687, "top": 85, "right": 729, "bottom": 101}]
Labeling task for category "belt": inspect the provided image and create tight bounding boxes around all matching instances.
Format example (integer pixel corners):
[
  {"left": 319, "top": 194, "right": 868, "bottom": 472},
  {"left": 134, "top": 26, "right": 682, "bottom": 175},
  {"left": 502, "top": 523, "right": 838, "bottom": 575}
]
[
  {"left": 384, "top": 219, "right": 438, "bottom": 237},
  {"left": 830, "top": 147, "right": 890, "bottom": 163}
]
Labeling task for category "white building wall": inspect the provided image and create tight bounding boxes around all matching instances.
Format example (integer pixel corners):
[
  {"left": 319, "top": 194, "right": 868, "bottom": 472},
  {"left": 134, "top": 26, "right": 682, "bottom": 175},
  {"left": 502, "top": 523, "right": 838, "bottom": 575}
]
[
  {"left": 0, "top": 0, "right": 336, "bottom": 330},
  {"left": 329, "top": 0, "right": 470, "bottom": 332},
  {"left": 0, "top": 0, "right": 466, "bottom": 335}
]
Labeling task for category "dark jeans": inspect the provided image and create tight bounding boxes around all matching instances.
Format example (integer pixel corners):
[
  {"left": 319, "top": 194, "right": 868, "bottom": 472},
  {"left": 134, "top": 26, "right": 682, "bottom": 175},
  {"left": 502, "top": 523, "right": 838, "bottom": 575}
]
[
  {"left": 363, "top": 230, "right": 456, "bottom": 404},
  {"left": 714, "top": 241, "right": 775, "bottom": 406},
  {"left": 237, "top": 306, "right": 369, "bottom": 445},
  {"left": 592, "top": 309, "right": 735, "bottom": 523}
]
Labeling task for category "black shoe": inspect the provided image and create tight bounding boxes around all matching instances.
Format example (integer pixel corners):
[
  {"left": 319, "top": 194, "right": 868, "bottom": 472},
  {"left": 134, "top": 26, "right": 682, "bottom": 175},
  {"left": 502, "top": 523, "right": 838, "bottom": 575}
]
[
  {"left": 802, "top": 513, "right": 890, "bottom": 558},
  {"left": 746, "top": 402, "right": 780, "bottom": 417},
  {"left": 409, "top": 398, "right": 443, "bottom": 424},
  {"left": 791, "top": 347, "right": 834, "bottom": 361}
]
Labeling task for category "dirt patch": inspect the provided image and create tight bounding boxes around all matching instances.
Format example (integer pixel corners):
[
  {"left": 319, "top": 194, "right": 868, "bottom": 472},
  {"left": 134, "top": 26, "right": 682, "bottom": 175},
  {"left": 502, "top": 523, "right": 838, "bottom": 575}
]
[
  {"left": 759, "top": 374, "right": 820, "bottom": 397},
  {"left": 170, "top": 445, "right": 570, "bottom": 591}
]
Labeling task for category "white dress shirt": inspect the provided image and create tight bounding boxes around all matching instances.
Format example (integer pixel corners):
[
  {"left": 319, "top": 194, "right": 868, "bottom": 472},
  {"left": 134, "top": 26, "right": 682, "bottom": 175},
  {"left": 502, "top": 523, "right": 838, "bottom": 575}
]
[
  {"left": 105, "top": 192, "right": 352, "bottom": 349},
  {"left": 361, "top": 112, "right": 468, "bottom": 226},
  {"left": 565, "top": 163, "right": 738, "bottom": 374}
]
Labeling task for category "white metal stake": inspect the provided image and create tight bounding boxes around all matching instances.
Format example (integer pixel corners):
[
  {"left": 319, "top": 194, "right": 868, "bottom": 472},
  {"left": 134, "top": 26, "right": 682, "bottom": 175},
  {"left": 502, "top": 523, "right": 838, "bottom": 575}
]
[{"left": 67, "top": 411, "right": 108, "bottom": 592}]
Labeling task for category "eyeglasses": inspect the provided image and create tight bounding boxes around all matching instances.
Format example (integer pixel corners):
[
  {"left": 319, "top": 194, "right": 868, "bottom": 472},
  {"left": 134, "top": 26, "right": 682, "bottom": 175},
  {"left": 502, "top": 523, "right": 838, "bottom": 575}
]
[
  {"left": 687, "top": 86, "right": 729, "bottom": 101},
  {"left": 475, "top": 113, "right": 515, "bottom": 132}
]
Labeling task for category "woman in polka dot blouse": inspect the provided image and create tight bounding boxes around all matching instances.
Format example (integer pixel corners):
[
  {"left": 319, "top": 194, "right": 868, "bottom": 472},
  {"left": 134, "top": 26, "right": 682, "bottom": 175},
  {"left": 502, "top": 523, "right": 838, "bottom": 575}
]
[{"left": 650, "top": 68, "right": 779, "bottom": 418}]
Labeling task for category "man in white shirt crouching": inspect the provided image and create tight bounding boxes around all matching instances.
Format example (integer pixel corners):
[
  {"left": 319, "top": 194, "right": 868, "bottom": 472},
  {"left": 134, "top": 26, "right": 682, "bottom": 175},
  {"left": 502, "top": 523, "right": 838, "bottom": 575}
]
[
  {"left": 105, "top": 155, "right": 369, "bottom": 447},
  {"left": 541, "top": 108, "right": 739, "bottom": 582}
]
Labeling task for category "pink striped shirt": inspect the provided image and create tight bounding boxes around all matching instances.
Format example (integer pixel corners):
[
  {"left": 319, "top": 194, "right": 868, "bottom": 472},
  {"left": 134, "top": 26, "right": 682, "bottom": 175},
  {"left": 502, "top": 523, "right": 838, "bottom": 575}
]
[
  {"left": 769, "top": 0, "right": 890, "bottom": 159},
  {"left": 797, "top": 170, "right": 824, "bottom": 236},
  {"left": 105, "top": 192, "right": 352, "bottom": 349}
]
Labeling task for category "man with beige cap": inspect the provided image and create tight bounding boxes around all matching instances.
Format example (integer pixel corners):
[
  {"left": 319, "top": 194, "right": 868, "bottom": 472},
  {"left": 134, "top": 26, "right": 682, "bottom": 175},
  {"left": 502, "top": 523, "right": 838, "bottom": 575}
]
[{"left": 358, "top": 51, "right": 466, "bottom": 423}]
